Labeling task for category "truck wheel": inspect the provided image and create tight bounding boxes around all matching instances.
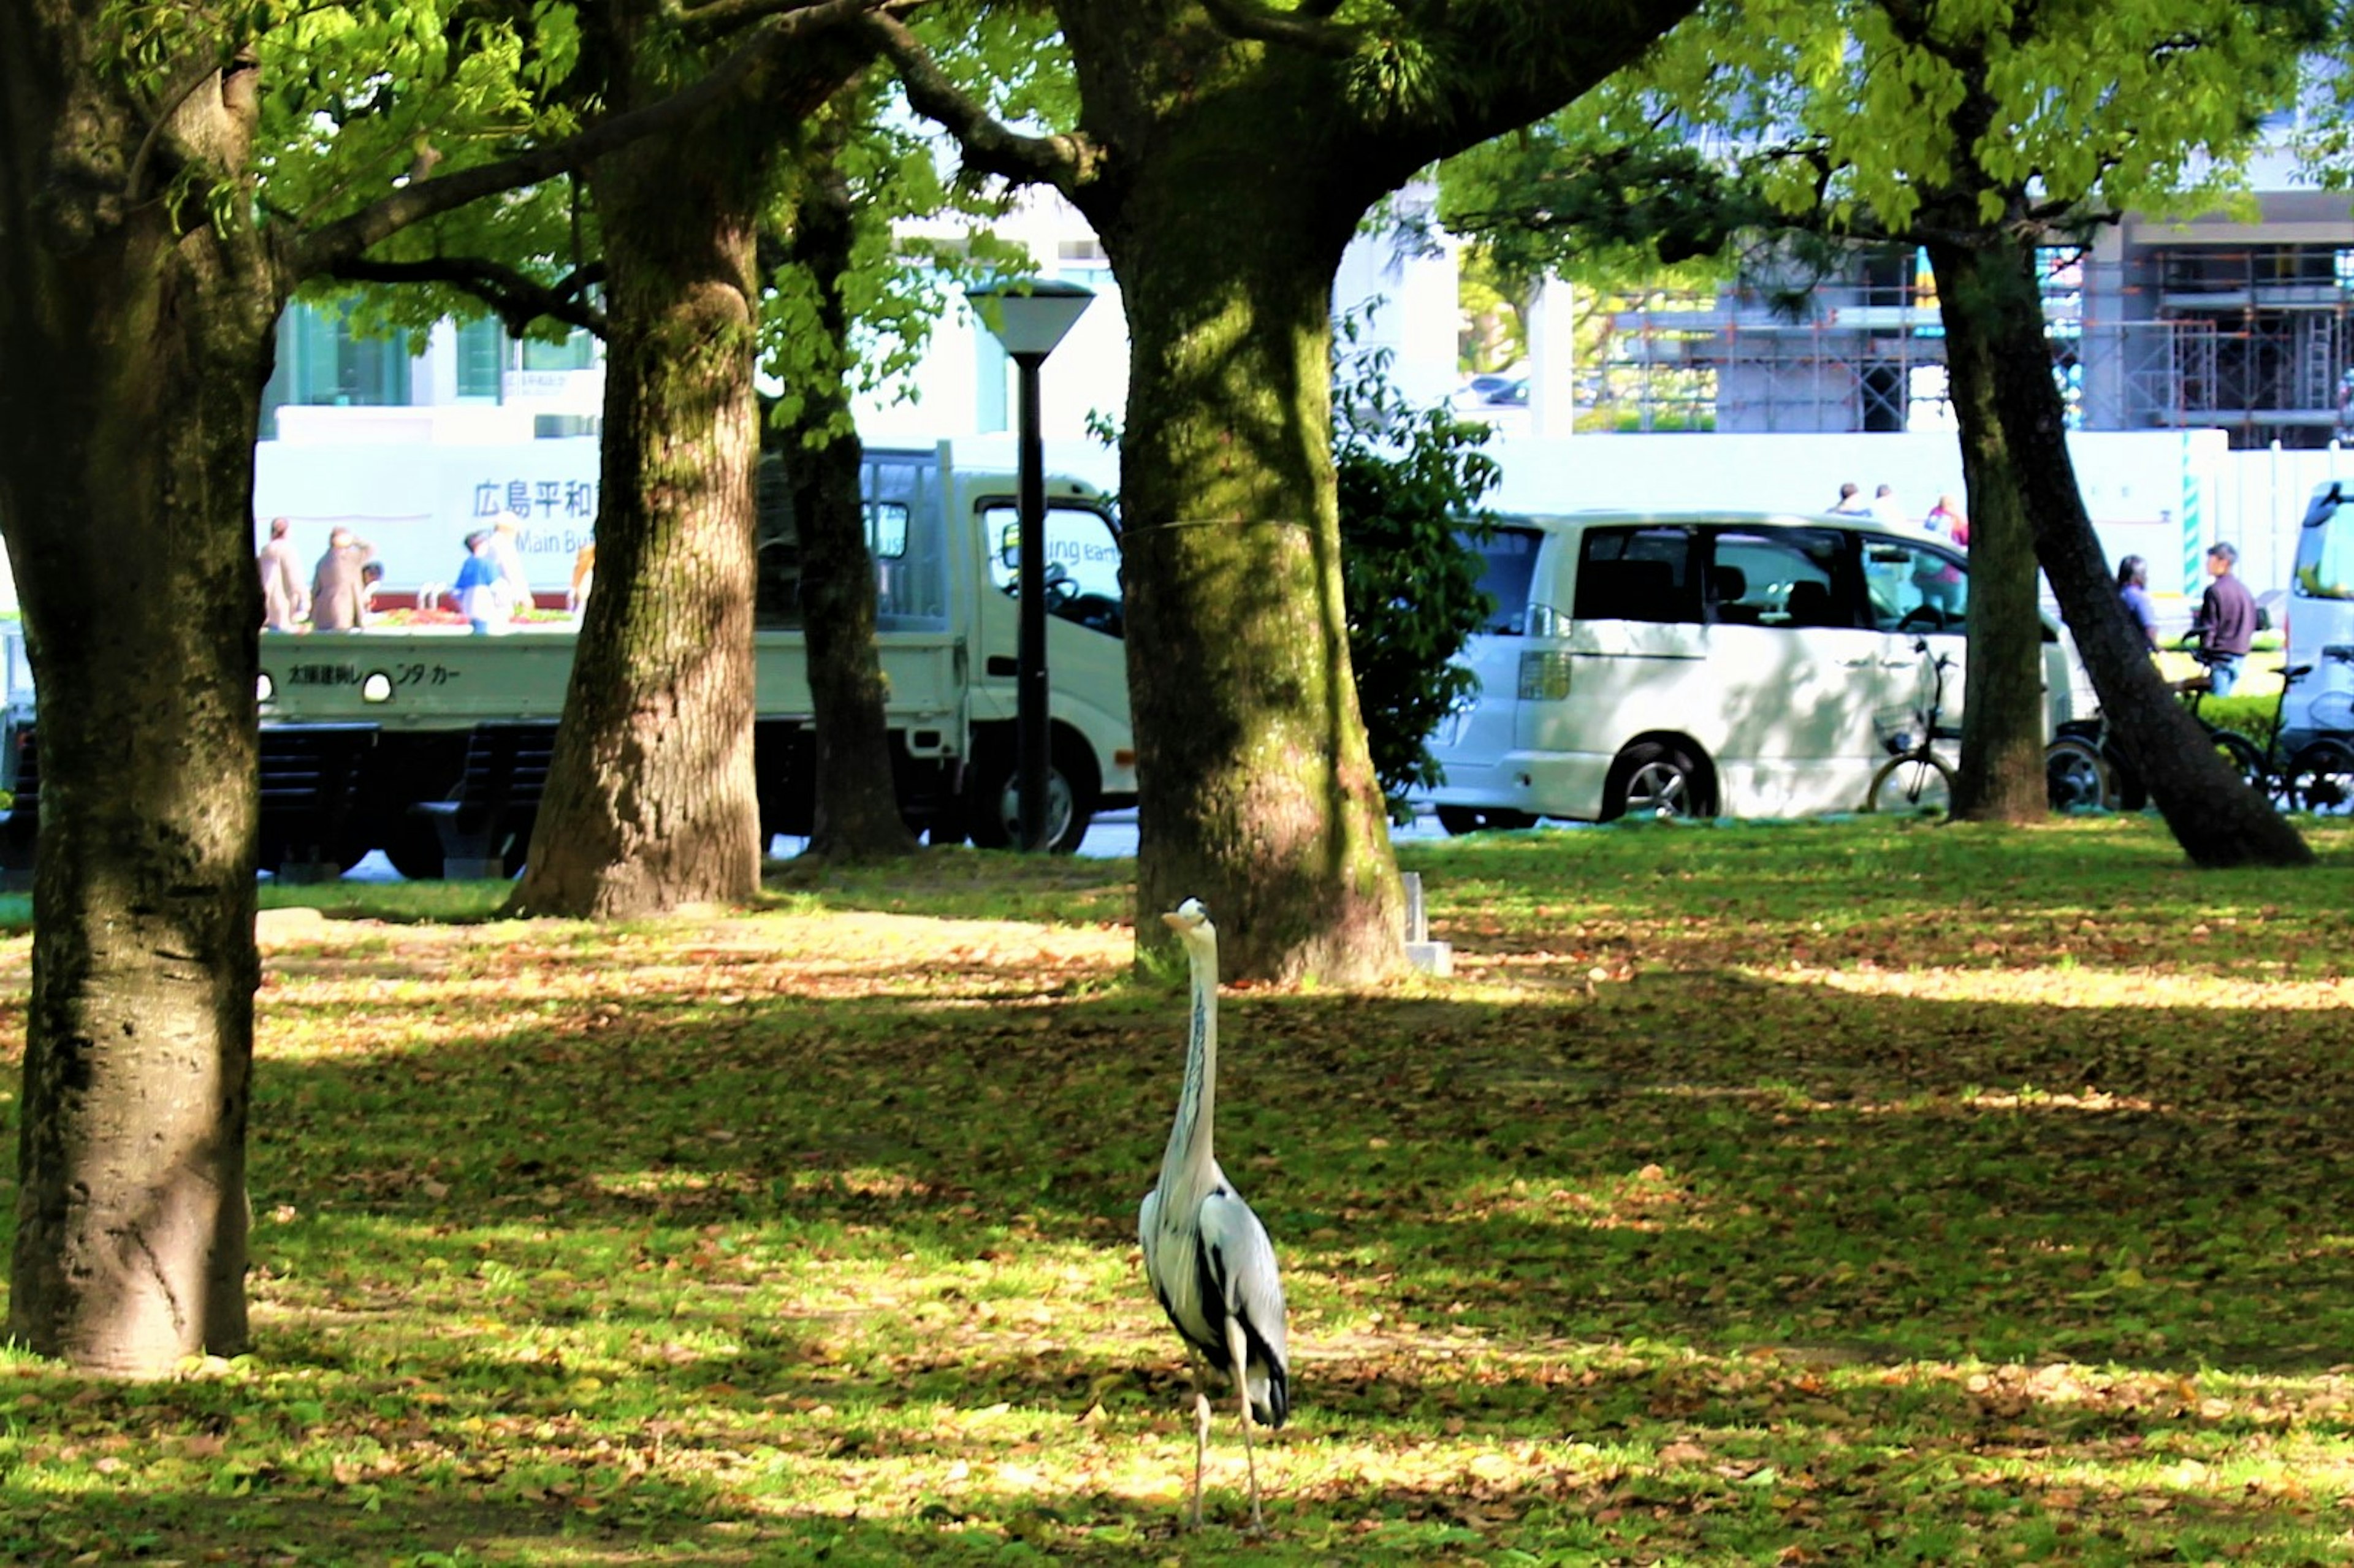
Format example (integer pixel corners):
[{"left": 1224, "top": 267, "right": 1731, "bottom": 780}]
[
  {"left": 381, "top": 819, "right": 444, "bottom": 880},
  {"left": 924, "top": 793, "right": 971, "bottom": 847},
  {"left": 965, "top": 737, "right": 1095, "bottom": 854}
]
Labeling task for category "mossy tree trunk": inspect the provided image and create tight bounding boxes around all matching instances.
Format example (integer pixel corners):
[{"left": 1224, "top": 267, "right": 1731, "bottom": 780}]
[
  {"left": 780, "top": 135, "right": 915, "bottom": 863},
  {"left": 1929, "top": 239, "right": 2052, "bottom": 823},
  {"left": 1969, "top": 233, "right": 2310, "bottom": 866},
  {"left": 507, "top": 42, "right": 781, "bottom": 915},
  {"left": 0, "top": 31, "right": 276, "bottom": 1372},
  {"left": 891, "top": 0, "right": 1701, "bottom": 977},
  {"left": 1087, "top": 115, "right": 1406, "bottom": 983}
]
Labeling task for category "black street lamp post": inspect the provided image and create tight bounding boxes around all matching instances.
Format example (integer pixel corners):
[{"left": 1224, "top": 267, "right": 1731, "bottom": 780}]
[{"left": 967, "top": 278, "right": 1094, "bottom": 851}]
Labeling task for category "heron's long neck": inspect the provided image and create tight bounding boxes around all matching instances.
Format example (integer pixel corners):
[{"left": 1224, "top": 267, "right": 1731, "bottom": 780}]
[{"left": 1159, "top": 940, "right": 1217, "bottom": 1191}]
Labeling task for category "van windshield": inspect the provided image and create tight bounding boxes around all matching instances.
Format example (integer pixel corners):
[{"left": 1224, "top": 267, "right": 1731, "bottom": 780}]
[{"left": 2295, "top": 492, "right": 2354, "bottom": 600}]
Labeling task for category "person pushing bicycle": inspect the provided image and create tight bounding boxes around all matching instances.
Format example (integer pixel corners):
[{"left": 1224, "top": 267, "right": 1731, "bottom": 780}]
[{"left": 2191, "top": 541, "right": 2258, "bottom": 697}]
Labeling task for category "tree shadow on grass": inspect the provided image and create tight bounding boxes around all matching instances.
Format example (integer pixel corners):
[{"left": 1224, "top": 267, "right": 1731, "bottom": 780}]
[
  {"left": 14, "top": 907, "right": 2354, "bottom": 1566},
  {"left": 188, "top": 954, "right": 2354, "bottom": 1384}
]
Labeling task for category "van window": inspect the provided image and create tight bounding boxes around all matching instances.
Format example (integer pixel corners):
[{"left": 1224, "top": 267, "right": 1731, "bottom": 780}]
[
  {"left": 1465, "top": 525, "right": 1544, "bottom": 634},
  {"left": 1862, "top": 536, "right": 1968, "bottom": 632},
  {"left": 2296, "top": 492, "right": 2354, "bottom": 599},
  {"left": 1573, "top": 528, "right": 1697, "bottom": 625},
  {"left": 1707, "top": 529, "right": 1851, "bottom": 628}
]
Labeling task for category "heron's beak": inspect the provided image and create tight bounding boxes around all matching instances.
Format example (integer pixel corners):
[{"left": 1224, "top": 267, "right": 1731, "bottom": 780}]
[{"left": 1160, "top": 912, "right": 1186, "bottom": 932}]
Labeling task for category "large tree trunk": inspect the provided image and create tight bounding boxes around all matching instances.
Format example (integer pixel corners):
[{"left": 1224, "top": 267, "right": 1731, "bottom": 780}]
[
  {"left": 1971, "top": 235, "right": 2310, "bottom": 866},
  {"left": 781, "top": 140, "right": 916, "bottom": 862},
  {"left": 507, "top": 95, "right": 772, "bottom": 915},
  {"left": 1096, "top": 164, "right": 1405, "bottom": 982},
  {"left": 0, "top": 36, "right": 276, "bottom": 1372},
  {"left": 1032, "top": 1, "right": 1693, "bottom": 981},
  {"left": 1929, "top": 240, "right": 2052, "bottom": 822}
]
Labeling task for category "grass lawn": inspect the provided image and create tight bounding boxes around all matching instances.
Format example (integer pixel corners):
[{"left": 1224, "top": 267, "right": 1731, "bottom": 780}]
[{"left": 4, "top": 816, "right": 2354, "bottom": 1562}]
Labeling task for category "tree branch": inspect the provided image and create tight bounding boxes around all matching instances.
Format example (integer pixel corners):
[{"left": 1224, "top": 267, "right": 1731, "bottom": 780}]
[
  {"left": 320, "top": 256, "right": 610, "bottom": 338},
  {"left": 289, "top": 0, "right": 883, "bottom": 280},
  {"left": 663, "top": 0, "right": 924, "bottom": 45},
  {"left": 1197, "top": 0, "right": 1360, "bottom": 58},
  {"left": 862, "top": 12, "right": 1098, "bottom": 194}
]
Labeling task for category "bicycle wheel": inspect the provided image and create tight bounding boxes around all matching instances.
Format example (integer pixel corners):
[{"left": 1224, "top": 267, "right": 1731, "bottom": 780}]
[
  {"left": 2287, "top": 737, "right": 2354, "bottom": 815},
  {"left": 1865, "top": 752, "right": 1956, "bottom": 814},
  {"left": 2209, "top": 728, "right": 2270, "bottom": 798},
  {"left": 2044, "top": 736, "right": 2115, "bottom": 813}
]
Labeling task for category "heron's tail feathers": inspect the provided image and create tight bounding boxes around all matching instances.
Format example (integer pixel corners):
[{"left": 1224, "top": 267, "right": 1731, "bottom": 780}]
[{"left": 1248, "top": 1361, "right": 1289, "bottom": 1429}]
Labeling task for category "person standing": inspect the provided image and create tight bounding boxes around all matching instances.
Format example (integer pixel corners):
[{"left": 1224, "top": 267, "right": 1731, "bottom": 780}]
[
  {"left": 257, "top": 517, "right": 308, "bottom": 631},
  {"left": 310, "top": 527, "right": 375, "bottom": 631},
  {"left": 1868, "top": 482, "right": 1906, "bottom": 527},
  {"left": 2116, "top": 555, "right": 2161, "bottom": 652},
  {"left": 487, "top": 514, "right": 533, "bottom": 622},
  {"left": 454, "top": 531, "right": 511, "bottom": 636},
  {"left": 1925, "top": 493, "right": 1969, "bottom": 548},
  {"left": 2192, "top": 541, "right": 2257, "bottom": 696},
  {"left": 1829, "top": 481, "right": 1871, "bottom": 516},
  {"left": 568, "top": 542, "right": 596, "bottom": 614}
]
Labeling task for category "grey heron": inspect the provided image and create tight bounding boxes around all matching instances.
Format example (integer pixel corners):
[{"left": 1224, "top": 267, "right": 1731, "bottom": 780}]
[{"left": 1138, "top": 897, "right": 1290, "bottom": 1531}]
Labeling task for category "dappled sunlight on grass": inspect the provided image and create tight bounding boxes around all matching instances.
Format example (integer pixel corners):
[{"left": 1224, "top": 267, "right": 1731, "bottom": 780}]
[
  {"left": 1789, "top": 964, "right": 2354, "bottom": 1010},
  {"left": 1439, "top": 1164, "right": 1727, "bottom": 1235},
  {"left": 4, "top": 816, "right": 2354, "bottom": 1559}
]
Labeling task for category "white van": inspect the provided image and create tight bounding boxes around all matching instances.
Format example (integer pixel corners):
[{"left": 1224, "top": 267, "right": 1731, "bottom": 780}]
[
  {"left": 2281, "top": 479, "right": 2354, "bottom": 755},
  {"left": 1423, "top": 509, "right": 2078, "bottom": 828}
]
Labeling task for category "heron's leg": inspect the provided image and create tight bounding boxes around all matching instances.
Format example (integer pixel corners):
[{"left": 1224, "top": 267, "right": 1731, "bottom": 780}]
[
  {"left": 1187, "top": 1350, "right": 1211, "bottom": 1531},
  {"left": 1225, "top": 1319, "right": 1264, "bottom": 1533}
]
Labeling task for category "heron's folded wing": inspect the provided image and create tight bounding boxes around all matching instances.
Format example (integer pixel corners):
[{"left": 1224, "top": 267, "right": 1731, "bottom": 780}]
[{"left": 1198, "top": 1189, "right": 1287, "bottom": 1371}]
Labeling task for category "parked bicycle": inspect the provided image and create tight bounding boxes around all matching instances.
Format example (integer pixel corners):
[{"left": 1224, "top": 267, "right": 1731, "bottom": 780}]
[
  {"left": 2046, "top": 647, "right": 2334, "bottom": 812},
  {"left": 1864, "top": 637, "right": 1956, "bottom": 813}
]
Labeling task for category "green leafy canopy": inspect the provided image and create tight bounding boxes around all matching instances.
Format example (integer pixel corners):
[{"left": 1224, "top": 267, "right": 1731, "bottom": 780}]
[{"left": 1333, "top": 313, "right": 1502, "bottom": 815}]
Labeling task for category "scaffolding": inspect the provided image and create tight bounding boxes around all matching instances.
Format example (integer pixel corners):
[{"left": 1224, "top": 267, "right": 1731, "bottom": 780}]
[{"left": 1587, "top": 243, "right": 2354, "bottom": 448}]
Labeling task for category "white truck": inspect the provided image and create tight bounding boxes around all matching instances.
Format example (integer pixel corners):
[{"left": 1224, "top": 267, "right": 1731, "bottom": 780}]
[{"left": 0, "top": 444, "right": 1135, "bottom": 879}]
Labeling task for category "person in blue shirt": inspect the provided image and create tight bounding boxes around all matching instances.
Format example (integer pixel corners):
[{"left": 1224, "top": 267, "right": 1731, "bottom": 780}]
[
  {"left": 454, "top": 531, "right": 506, "bottom": 636},
  {"left": 2116, "top": 555, "right": 2160, "bottom": 652}
]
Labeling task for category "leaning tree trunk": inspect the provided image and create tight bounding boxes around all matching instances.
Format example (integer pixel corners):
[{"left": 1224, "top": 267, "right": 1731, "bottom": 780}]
[
  {"left": 1971, "top": 233, "right": 2311, "bottom": 867},
  {"left": 782, "top": 141, "right": 916, "bottom": 862},
  {"left": 1930, "top": 240, "right": 2052, "bottom": 822},
  {"left": 507, "top": 105, "right": 772, "bottom": 916},
  {"left": 1096, "top": 161, "right": 1405, "bottom": 983},
  {"left": 0, "top": 35, "right": 277, "bottom": 1371}
]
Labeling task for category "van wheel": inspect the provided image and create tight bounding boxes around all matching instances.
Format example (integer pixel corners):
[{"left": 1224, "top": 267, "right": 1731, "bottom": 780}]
[
  {"left": 1604, "top": 741, "right": 1714, "bottom": 821},
  {"left": 1434, "top": 807, "right": 1537, "bottom": 835}
]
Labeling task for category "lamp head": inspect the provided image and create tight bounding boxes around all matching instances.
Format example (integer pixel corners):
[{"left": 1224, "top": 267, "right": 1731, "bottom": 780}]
[{"left": 969, "top": 277, "right": 1095, "bottom": 360}]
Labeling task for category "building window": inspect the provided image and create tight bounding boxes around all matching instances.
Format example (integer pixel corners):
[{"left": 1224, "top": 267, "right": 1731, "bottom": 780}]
[
  {"left": 520, "top": 329, "right": 598, "bottom": 372},
  {"left": 455, "top": 318, "right": 505, "bottom": 399},
  {"left": 261, "top": 299, "right": 413, "bottom": 432}
]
